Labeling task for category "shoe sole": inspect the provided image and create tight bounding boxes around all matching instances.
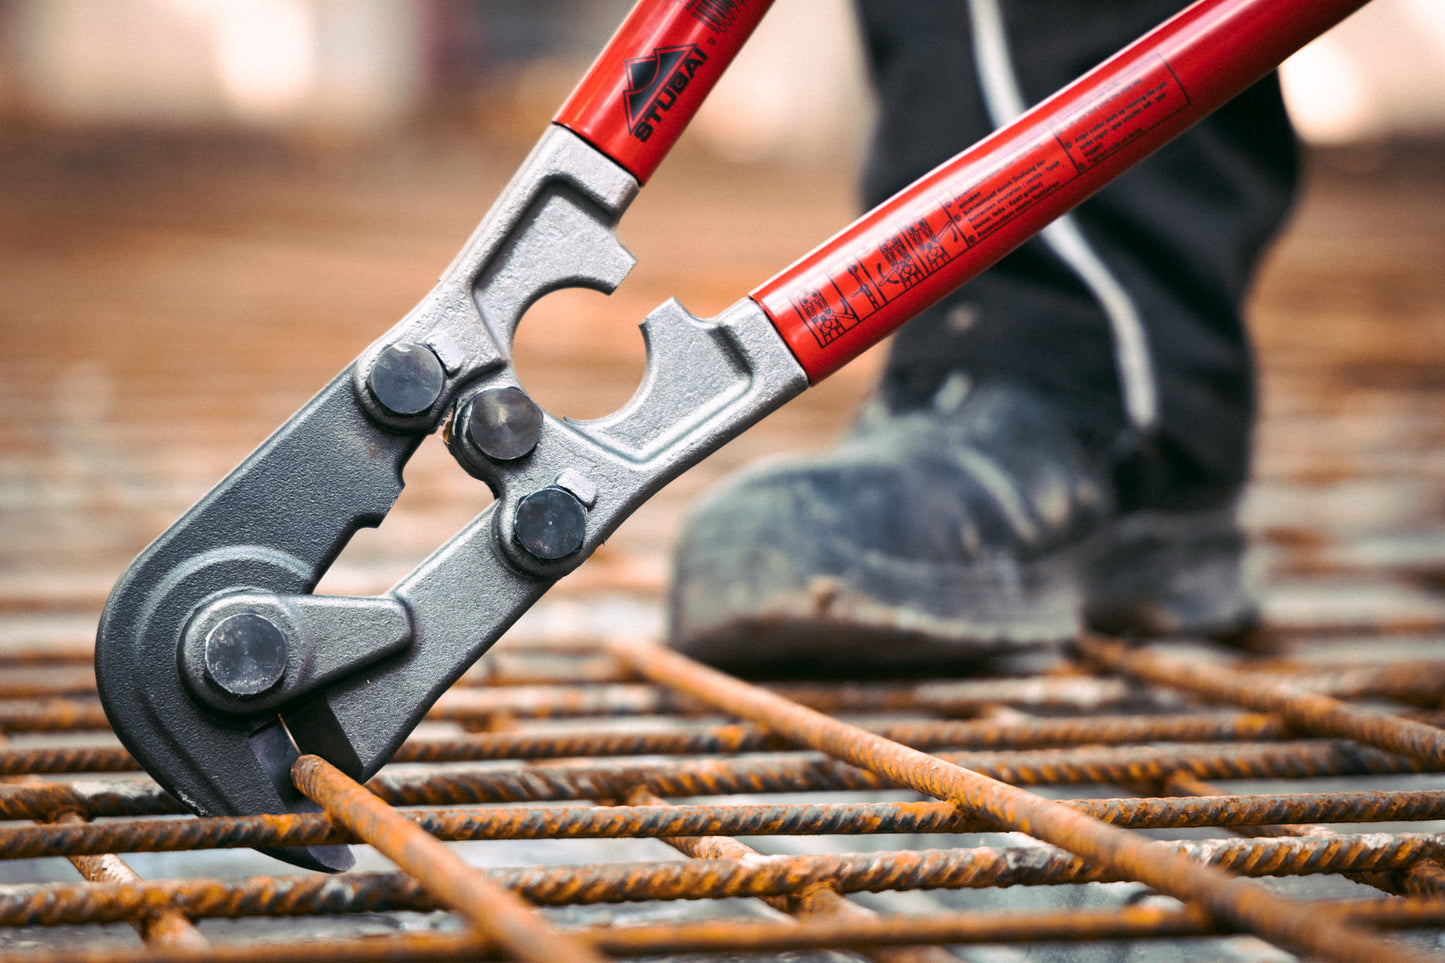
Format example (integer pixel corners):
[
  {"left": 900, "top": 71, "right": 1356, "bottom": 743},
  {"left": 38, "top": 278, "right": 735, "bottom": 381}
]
[{"left": 669, "top": 508, "right": 1255, "bottom": 676}]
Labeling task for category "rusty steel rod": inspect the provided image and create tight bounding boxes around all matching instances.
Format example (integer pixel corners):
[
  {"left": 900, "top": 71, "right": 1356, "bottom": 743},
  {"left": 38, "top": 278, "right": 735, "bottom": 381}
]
[
  {"left": 0, "top": 666, "right": 97, "bottom": 698},
  {"left": 1166, "top": 772, "right": 1445, "bottom": 900},
  {"left": 0, "top": 745, "right": 136, "bottom": 775},
  {"left": 429, "top": 661, "right": 1445, "bottom": 718},
  {"left": 4, "top": 790, "right": 1445, "bottom": 861},
  {"left": 367, "top": 738, "right": 1429, "bottom": 808},
  {"left": 1, "top": 789, "right": 1439, "bottom": 860},
  {"left": 0, "top": 710, "right": 1296, "bottom": 775},
  {"left": 0, "top": 779, "right": 182, "bottom": 821},
  {"left": 0, "top": 833, "right": 1441, "bottom": 928},
  {"left": 0, "top": 725, "right": 1417, "bottom": 781},
  {"left": 0, "top": 734, "right": 1427, "bottom": 823},
  {"left": 2, "top": 656, "right": 1437, "bottom": 714},
  {"left": 12, "top": 896, "right": 1445, "bottom": 963},
  {"left": 1079, "top": 636, "right": 1445, "bottom": 765},
  {"left": 606, "top": 639, "right": 1435, "bottom": 963},
  {"left": 392, "top": 710, "right": 1294, "bottom": 762},
  {"left": 290, "top": 754, "right": 606, "bottom": 963},
  {"left": 0, "top": 661, "right": 1437, "bottom": 733},
  {"left": 0, "top": 698, "right": 110, "bottom": 733}
]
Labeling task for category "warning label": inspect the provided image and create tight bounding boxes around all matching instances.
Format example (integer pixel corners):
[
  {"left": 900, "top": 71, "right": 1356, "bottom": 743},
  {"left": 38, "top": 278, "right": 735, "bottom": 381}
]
[
  {"left": 1053, "top": 54, "right": 1190, "bottom": 170},
  {"left": 942, "top": 143, "right": 1076, "bottom": 246},
  {"left": 789, "top": 54, "right": 1189, "bottom": 350}
]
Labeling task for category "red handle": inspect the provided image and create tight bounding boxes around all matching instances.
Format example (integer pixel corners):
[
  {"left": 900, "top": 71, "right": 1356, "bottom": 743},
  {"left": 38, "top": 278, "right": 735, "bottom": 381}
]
[
  {"left": 751, "top": 0, "right": 1372, "bottom": 382},
  {"left": 555, "top": 0, "right": 775, "bottom": 184}
]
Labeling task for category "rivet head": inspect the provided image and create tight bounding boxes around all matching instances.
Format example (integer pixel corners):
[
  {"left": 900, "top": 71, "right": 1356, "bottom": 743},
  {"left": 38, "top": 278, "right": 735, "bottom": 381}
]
[
  {"left": 513, "top": 486, "right": 588, "bottom": 560},
  {"left": 204, "top": 613, "right": 288, "bottom": 698},
  {"left": 465, "top": 387, "right": 544, "bottom": 461},
  {"left": 368, "top": 343, "right": 445, "bottom": 415}
]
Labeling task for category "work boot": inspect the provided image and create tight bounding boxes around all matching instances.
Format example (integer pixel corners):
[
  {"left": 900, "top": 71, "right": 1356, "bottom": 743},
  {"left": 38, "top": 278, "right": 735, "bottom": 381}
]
[{"left": 667, "top": 379, "right": 1256, "bottom": 675}]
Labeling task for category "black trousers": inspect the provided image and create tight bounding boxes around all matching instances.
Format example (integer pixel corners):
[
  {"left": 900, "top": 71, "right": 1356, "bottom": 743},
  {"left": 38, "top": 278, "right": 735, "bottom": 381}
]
[{"left": 855, "top": 0, "right": 1298, "bottom": 511}]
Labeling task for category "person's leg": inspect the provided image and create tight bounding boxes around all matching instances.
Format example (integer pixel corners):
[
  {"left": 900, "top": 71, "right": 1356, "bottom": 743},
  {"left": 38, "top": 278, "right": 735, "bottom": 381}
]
[
  {"left": 667, "top": 0, "right": 1299, "bottom": 674},
  {"left": 867, "top": 0, "right": 1297, "bottom": 509}
]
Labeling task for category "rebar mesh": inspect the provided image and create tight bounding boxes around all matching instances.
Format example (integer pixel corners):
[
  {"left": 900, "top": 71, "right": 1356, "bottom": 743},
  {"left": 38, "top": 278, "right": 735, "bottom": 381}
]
[{"left": 2, "top": 624, "right": 1445, "bottom": 962}]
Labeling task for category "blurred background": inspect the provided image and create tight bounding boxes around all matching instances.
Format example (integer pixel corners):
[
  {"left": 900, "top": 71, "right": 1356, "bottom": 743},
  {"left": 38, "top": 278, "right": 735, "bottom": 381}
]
[
  {"left": 0, "top": 1, "right": 1442, "bottom": 643},
  {"left": 2, "top": 0, "right": 1445, "bottom": 148}
]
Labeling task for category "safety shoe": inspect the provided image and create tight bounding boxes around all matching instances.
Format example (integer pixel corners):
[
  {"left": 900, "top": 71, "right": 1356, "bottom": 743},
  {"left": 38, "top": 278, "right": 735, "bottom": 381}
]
[{"left": 667, "top": 380, "right": 1255, "bottom": 675}]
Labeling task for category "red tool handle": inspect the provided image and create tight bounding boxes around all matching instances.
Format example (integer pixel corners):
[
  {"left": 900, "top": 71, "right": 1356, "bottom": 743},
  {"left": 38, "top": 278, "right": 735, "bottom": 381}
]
[
  {"left": 751, "top": 0, "right": 1372, "bottom": 382},
  {"left": 555, "top": 0, "right": 775, "bottom": 184}
]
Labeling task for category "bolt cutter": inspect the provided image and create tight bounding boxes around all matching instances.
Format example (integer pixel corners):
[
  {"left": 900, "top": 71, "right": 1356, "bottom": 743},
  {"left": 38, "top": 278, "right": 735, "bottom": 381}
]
[{"left": 96, "top": 0, "right": 1372, "bottom": 870}]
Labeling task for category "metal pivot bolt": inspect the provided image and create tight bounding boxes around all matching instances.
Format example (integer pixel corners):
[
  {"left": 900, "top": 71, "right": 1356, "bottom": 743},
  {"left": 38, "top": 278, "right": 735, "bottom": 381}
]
[
  {"left": 465, "top": 387, "right": 544, "bottom": 461},
  {"left": 513, "top": 486, "right": 588, "bottom": 560},
  {"left": 203, "top": 613, "right": 288, "bottom": 698},
  {"left": 367, "top": 343, "right": 445, "bottom": 415}
]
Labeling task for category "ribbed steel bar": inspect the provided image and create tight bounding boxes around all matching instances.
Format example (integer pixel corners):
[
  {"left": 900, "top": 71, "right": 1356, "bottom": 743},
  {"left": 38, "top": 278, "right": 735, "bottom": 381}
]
[
  {"left": 0, "top": 779, "right": 182, "bottom": 820},
  {"left": 607, "top": 639, "right": 1434, "bottom": 963},
  {"left": 431, "top": 662, "right": 1445, "bottom": 717},
  {"left": 0, "top": 745, "right": 136, "bottom": 775},
  {"left": 4, "top": 789, "right": 1444, "bottom": 861},
  {"left": 1, "top": 834, "right": 1442, "bottom": 928},
  {"left": 0, "top": 663, "right": 1437, "bottom": 732},
  {"left": 290, "top": 754, "right": 606, "bottom": 963},
  {"left": 17, "top": 898, "right": 1445, "bottom": 963},
  {"left": 0, "top": 734, "right": 1426, "bottom": 823},
  {"left": 429, "top": 676, "right": 1150, "bottom": 720},
  {"left": 0, "top": 666, "right": 97, "bottom": 698},
  {"left": 1249, "top": 661, "right": 1445, "bottom": 703},
  {"left": 1079, "top": 636, "right": 1445, "bottom": 765},
  {"left": 367, "top": 739, "right": 1429, "bottom": 808},
  {"left": 0, "top": 698, "right": 110, "bottom": 733},
  {"left": 1166, "top": 772, "right": 1445, "bottom": 899},
  {"left": 393, "top": 710, "right": 1293, "bottom": 762},
  {"left": 0, "top": 711, "right": 1295, "bottom": 775}
]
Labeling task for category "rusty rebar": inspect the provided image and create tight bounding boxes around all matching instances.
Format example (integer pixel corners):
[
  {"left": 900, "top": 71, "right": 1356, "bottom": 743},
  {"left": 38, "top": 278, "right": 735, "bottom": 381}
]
[
  {"left": 391, "top": 710, "right": 1294, "bottom": 762},
  {"left": 607, "top": 639, "right": 1435, "bottom": 963},
  {"left": 290, "top": 754, "right": 606, "bottom": 963},
  {"left": 0, "top": 721, "right": 1409, "bottom": 781},
  {"left": 0, "top": 779, "right": 182, "bottom": 821},
  {"left": 0, "top": 661, "right": 1434, "bottom": 733},
  {"left": 7, "top": 790, "right": 1442, "bottom": 860},
  {"left": 0, "top": 744, "right": 136, "bottom": 775},
  {"left": 1079, "top": 636, "right": 1445, "bottom": 766},
  {"left": 1166, "top": 772, "right": 1445, "bottom": 900},
  {"left": 433, "top": 661, "right": 1445, "bottom": 718},
  {"left": 1, "top": 833, "right": 1441, "bottom": 928},
  {"left": 0, "top": 710, "right": 1299, "bottom": 776},
  {"left": 0, "top": 665, "right": 97, "bottom": 698},
  {"left": 426, "top": 675, "right": 1148, "bottom": 721},
  {"left": 4, "top": 789, "right": 1443, "bottom": 861},
  {"left": 0, "top": 698, "right": 110, "bottom": 733},
  {"left": 366, "top": 738, "right": 1428, "bottom": 810},
  {"left": 12, "top": 896, "right": 1445, "bottom": 963},
  {"left": 0, "top": 733, "right": 1426, "bottom": 825}
]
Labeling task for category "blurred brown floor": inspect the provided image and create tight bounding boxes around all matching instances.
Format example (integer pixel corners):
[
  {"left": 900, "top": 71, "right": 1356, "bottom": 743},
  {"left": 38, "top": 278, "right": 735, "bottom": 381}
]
[{"left": 0, "top": 128, "right": 1441, "bottom": 649}]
